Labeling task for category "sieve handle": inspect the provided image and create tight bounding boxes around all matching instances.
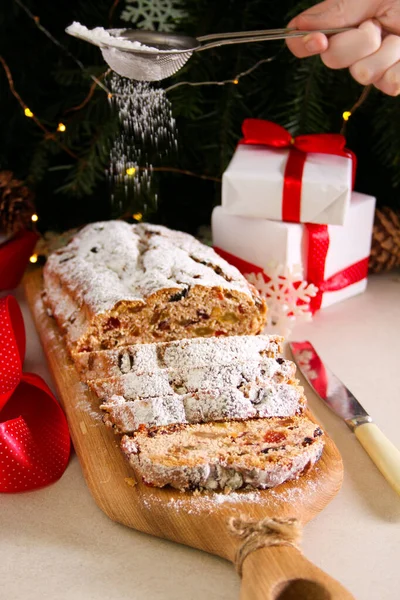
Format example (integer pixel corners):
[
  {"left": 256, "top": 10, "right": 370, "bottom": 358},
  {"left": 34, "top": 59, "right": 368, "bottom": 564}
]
[
  {"left": 196, "top": 27, "right": 352, "bottom": 51},
  {"left": 197, "top": 27, "right": 352, "bottom": 42}
]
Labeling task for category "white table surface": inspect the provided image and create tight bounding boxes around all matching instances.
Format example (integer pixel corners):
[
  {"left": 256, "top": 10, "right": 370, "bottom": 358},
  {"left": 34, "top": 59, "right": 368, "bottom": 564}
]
[{"left": 1, "top": 273, "right": 400, "bottom": 600}]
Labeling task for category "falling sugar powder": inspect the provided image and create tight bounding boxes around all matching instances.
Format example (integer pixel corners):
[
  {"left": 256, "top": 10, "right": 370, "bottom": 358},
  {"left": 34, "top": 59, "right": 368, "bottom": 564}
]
[{"left": 107, "top": 75, "right": 178, "bottom": 210}]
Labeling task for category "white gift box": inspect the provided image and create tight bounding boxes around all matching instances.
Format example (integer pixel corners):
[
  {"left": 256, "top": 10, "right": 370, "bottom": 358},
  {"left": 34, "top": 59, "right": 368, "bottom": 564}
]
[
  {"left": 222, "top": 144, "right": 353, "bottom": 226},
  {"left": 212, "top": 191, "right": 376, "bottom": 311}
]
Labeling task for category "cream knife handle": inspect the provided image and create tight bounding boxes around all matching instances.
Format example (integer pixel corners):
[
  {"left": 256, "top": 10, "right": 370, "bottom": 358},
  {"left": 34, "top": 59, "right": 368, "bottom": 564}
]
[{"left": 355, "top": 422, "right": 400, "bottom": 496}]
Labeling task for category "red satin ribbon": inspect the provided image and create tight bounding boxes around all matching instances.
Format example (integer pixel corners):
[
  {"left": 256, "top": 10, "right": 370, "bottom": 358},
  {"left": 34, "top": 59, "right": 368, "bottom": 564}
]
[
  {"left": 240, "top": 119, "right": 356, "bottom": 222},
  {"left": 0, "top": 230, "right": 39, "bottom": 291},
  {"left": 213, "top": 241, "right": 369, "bottom": 315},
  {"left": 305, "top": 224, "right": 369, "bottom": 312},
  {"left": 0, "top": 295, "right": 70, "bottom": 493}
]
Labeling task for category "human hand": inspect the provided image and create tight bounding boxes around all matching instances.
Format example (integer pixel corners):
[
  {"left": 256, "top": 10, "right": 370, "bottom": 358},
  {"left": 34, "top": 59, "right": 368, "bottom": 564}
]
[{"left": 286, "top": 0, "right": 400, "bottom": 96}]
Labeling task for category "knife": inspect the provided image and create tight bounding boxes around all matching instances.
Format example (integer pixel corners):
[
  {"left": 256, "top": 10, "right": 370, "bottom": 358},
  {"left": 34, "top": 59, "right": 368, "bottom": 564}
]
[{"left": 290, "top": 340, "right": 400, "bottom": 497}]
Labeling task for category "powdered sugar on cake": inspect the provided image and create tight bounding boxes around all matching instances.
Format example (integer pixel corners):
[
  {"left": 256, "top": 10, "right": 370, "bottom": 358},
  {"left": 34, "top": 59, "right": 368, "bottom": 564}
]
[
  {"left": 76, "top": 335, "right": 283, "bottom": 381},
  {"left": 45, "top": 221, "right": 255, "bottom": 316},
  {"left": 90, "top": 358, "right": 297, "bottom": 399}
]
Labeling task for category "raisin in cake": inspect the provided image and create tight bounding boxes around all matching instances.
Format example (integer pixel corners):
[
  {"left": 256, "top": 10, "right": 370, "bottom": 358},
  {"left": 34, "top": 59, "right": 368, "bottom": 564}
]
[
  {"left": 120, "top": 416, "right": 324, "bottom": 491},
  {"left": 43, "top": 221, "right": 267, "bottom": 354},
  {"left": 73, "top": 335, "right": 283, "bottom": 382}
]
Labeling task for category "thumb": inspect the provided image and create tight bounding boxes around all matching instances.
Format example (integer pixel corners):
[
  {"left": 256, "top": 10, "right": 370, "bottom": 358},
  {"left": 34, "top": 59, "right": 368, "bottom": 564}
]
[{"left": 292, "top": 0, "right": 379, "bottom": 30}]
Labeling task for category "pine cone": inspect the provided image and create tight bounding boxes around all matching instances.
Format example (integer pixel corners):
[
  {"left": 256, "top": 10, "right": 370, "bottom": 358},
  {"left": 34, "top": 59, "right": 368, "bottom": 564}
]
[
  {"left": 0, "top": 170, "right": 36, "bottom": 235},
  {"left": 369, "top": 206, "right": 400, "bottom": 273}
]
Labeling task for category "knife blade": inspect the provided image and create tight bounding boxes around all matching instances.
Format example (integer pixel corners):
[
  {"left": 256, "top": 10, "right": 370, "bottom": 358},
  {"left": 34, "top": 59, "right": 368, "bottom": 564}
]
[{"left": 290, "top": 340, "right": 400, "bottom": 496}]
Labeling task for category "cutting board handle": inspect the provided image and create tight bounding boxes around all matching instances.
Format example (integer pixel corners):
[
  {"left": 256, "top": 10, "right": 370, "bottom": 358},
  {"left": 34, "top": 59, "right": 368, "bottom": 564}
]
[{"left": 240, "top": 545, "right": 354, "bottom": 600}]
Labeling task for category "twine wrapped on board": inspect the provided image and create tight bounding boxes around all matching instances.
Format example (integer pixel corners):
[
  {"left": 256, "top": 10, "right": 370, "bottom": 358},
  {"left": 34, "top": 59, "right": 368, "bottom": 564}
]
[{"left": 228, "top": 515, "right": 302, "bottom": 576}]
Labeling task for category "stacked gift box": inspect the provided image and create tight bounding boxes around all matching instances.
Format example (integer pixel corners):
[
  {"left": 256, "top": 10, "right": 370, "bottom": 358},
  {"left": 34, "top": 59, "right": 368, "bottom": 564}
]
[{"left": 212, "top": 119, "right": 376, "bottom": 315}]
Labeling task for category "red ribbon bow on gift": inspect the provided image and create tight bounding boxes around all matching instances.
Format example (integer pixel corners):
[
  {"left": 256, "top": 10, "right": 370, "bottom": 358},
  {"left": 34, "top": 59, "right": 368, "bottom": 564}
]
[
  {"left": 0, "top": 295, "right": 70, "bottom": 492},
  {"left": 241, "top": 119, "right": 356, "bottom": 222},
  {"left": 0, "top": 230, "right": 39, "bottom": 291}
]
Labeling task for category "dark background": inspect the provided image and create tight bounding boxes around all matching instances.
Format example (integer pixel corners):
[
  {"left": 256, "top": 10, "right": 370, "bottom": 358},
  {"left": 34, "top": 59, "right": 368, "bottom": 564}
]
[{"left": 1, "top": 0, "right": 399, "bottom": 235}]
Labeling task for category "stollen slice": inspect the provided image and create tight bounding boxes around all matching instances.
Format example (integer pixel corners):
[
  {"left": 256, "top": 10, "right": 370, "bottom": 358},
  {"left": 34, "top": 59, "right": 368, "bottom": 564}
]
[
  {"left": 121, "top": 415, "right": 324, "bottom": 491},
  {"left": 73, "top": 334, "right": 284, "bottom": 382},
  {"left": 88, "top": 357, "right": 297, "bottom": 400},
  {"left": 101, "top": 382, "right": 306, "bottom": 434}
]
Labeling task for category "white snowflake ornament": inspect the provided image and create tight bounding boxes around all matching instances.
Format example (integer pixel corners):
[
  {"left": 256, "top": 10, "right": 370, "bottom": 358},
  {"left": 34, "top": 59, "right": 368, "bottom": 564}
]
[
  {"left": 246, "top": 263, "right": 318, "bottom": 337},
  {"left": 121, "top": 0, "right": 186, "bottom": 32}
]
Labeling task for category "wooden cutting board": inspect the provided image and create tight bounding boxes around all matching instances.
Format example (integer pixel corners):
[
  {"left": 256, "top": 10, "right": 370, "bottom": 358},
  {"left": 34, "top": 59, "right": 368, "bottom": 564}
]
[{"left": 24, "top": 268, "right": 352, "bottom": 600}]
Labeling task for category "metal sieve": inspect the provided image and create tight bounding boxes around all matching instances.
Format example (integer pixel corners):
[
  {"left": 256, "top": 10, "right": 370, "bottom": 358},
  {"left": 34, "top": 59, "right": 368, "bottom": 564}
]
[{"left": 67, "top": 27, "right": 352, "bottom": 82}]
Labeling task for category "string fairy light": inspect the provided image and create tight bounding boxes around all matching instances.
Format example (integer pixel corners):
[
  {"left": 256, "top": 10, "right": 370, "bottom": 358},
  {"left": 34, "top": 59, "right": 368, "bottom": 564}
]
[
  {"left": 340, "top": 85, "right": 372, "bottom": 136},
  {"left": 0, "top": 55, "right": 78, "bottom": 159},
  {"left": 164, "top": 56, "right": 279, "bottom": 93},
  {"left": 57, "top": 122, "right": 66, "bottom": 132},
  {"left": 31, "top": 214, "right": 39, "bottom": 222},
  {"left": 29, "top": 253, "right": 38, "bottom": 264},
  {"left": 132, "top": 212, "right": 143, "bottom": 221}
]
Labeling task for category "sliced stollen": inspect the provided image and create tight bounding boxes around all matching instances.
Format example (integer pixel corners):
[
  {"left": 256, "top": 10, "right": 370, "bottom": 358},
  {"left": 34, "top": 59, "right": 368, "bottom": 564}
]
[
  {"left": 43, "top": 221, "right": 267, "bottom": 354},
  {"left": 100, "top": 382, "right": 306, "bottom": 434},
  {"left": 73, "top": 334, "right": 284, "bottom": 382},
  {"left": 120, "top": 416, "right": 324, "bottom": 491},
  {"left": 88, "top": 357, "right": 298, "bottom": 400}
]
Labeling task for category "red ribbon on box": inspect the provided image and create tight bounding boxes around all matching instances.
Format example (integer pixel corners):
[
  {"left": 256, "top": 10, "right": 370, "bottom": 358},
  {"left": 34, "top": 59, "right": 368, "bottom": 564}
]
[
  {"left": 0, "top": 295, "right": 70, "bottom": 493},
  {"left": 240, "top": 119, "right": 356, "bottom": 223},
  {"left": 0, "top": 230, "right": 39, "bottom": 291},
  {"left": 305, "top": 224, "right": 369, "bottom": 312},
  {"left": 214, "top": 237, "right": 369, "bottom": 314}
]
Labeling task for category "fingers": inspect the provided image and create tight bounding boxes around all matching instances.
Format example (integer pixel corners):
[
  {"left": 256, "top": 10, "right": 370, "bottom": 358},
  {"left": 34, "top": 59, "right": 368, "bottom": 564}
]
[
  {"left": 320, "top": 19, "right": 382, "bottom": 69},
  {"left": 286, "top": 18, "right": 381, "bottom": 63},
  {"left": 286, "top": 30, "right": 329, "bottom": 58},
  {"left": 350, "top": 34, "right": 400, "bottom": 86},
  {"left": 375, "top": 61, "right": 400, "bottom": 96},
  {"left": 293, "top": 0, "right": 378, "bottom": 29}
]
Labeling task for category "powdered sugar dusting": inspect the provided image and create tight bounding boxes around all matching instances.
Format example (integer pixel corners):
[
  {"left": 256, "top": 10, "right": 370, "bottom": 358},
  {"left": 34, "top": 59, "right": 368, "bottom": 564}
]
[
  {"left": 75, "top": 398, "right": 104, "bottom": 423},
  {"left": 139, "top": 471, "right": 322, "bottom": 515},
  {"left": 96, "top": 358, "right": 305, "bottom": 433},
  {"left": 44, "top": 221, "right": 255, "bottom": 317},
  {"left": 78, "top": 335, "right": 283, "bottom": 381},
  {"left": 66, "top": 22, "right": 160, "bottom": 52}
]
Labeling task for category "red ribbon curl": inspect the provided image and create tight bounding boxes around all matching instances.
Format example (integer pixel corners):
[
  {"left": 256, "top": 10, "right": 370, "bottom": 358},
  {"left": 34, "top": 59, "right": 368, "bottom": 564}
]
[
  {"left": 240, "top": 119, "right": 356, "bottom": 222},
  {"left": 0, "top": 295, "right": 70, "bottom": 493}
]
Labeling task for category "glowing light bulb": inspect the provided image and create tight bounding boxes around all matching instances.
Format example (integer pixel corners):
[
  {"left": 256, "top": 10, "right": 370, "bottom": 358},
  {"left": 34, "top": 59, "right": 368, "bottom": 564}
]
[
  {"left": 108, "top": 93, "right": 113, "bottom": 99},
  {"left": 24, "top": 108, "right": 34, "bottom": 118},
  {"left": 342, "top": 111, "right": 352, "bottom": 121},
  {"left": 31, "top": 214, "right": 39, "bottom": 222},
  {"left": 132, "top": 212, "right": 143, "bottom": 221},
  {"left": 57, "top": 123, "right": 66, "bottom": 132},
  {"left": 126, "top": 167, "right": 136, "bottom": 176},
  {"left": 29, "top": 254, "right": 38, "bottom": 264},
  {"left": 233, "top": 79, "right": 239, "bottom": 84}
]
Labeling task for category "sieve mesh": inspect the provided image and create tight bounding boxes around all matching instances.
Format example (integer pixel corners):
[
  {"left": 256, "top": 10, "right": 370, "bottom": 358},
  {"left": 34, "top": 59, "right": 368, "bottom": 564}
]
[{"left": 101, "top": 47, "right": 193, "bottom": 81}]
